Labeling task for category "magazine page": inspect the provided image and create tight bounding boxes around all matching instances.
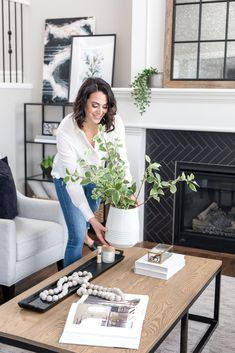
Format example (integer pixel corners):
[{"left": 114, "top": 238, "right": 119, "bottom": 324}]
[{"left": 59, "top": 293, "right": 149, "bottom": 349}]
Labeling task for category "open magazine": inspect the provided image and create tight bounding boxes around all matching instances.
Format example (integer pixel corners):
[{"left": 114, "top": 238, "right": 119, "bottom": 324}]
[{"left": 59, "top": 293, "right": 149, "bottom": 349}]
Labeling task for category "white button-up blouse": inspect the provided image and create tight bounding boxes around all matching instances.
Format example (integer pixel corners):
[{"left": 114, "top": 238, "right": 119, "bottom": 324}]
[{"left": 51, "top": 113, "right": 132, "bottom": 221}]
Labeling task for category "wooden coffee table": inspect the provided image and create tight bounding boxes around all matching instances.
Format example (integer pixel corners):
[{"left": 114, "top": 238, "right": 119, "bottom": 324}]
[{"left": 0, "top": 247, "right": 222, "bottom": 353}]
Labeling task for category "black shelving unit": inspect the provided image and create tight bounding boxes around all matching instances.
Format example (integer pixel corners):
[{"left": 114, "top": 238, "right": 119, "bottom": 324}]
[{"left": 24, "top": 102, "right": 72, "bottom": 195}]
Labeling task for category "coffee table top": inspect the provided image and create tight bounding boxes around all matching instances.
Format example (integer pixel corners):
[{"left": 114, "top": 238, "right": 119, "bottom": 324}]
[{"left": 0, "top": 247, "right": 222, "bottom": 353}]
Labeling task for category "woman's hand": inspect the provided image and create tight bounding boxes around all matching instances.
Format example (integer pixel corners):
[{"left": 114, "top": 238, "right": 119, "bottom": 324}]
[{"left": 89, "top": 217, "right": 109, "bottom": 245}]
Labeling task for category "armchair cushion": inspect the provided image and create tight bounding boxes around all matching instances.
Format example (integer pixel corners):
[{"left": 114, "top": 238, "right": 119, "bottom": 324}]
[
  {"left": 0, "top": 156, "right": 18, "bottom": 219},
  {"left": 15, "top": 217, "right": 63, "bottom": 261}
]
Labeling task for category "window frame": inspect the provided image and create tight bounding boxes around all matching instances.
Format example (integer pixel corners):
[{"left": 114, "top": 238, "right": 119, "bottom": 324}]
[{"left": 164, "top": 0, "right": 235, "bottom": 88}]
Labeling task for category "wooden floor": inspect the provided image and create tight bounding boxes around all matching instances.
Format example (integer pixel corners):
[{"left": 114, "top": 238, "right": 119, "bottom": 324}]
[{"left": 0, "top": 242, "right": 234, "bottom": 305}]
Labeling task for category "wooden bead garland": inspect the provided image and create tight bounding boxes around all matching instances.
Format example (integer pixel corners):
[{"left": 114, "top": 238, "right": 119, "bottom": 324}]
[
  {"left": 39, "top": 270, "right": 125, "bottom": 302},
  {"left": 76, "top": 284, "right": 125, "bottom": 301},
  {"left": 39, "top": 271, "right": 92, "bottom": 302}
]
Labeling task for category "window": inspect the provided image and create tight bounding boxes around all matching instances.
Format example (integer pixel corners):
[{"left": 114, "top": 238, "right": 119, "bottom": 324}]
[{"left": 164, "top": 0, "right": 235, "bottom": 88}]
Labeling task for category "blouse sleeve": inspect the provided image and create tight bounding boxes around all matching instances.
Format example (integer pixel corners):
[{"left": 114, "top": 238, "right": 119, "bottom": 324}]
[{"left": 56, "top": 128, "right": 94, "bottom": 221}]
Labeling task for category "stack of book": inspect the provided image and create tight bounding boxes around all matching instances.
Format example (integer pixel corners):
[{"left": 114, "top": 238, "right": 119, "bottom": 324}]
[
  {"left": 134, "top": 252, "right": 185, "bottom": 280},
  {"left": 34, "top": 135, "right": 56, "bottom": 143}
]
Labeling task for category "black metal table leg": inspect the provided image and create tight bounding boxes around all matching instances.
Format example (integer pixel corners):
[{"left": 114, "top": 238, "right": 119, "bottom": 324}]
[
  {"left": 180, "top": 311, "right": 189, "bottom": 353},
  {"left": 189, "top": 270, "right": 221, "bottom": 353}
]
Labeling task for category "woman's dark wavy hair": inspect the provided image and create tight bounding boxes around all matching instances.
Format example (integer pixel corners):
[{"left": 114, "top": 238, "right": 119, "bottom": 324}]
[{"left": 73, "top": 77, "right": 117, "bottom": 132}]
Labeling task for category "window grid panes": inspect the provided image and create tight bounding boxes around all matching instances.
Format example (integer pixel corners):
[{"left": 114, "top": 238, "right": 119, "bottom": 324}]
[{"left": 172, "top": 0, "right": 235, "bottom": 80}]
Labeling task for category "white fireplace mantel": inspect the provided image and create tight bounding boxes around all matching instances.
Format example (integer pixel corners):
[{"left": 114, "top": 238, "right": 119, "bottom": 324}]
[
  {"left": 114, "top": 87, "right": 235, "bottom": 103},
  {"left": 112, "top": 86, "right": 235, "bottom": 243},
  {"left": 113, "top": 87, "right": 235, "bottom": 133}
]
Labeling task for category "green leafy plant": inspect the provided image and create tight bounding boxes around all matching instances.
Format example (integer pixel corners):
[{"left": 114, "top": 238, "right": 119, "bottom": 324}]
[
  {"left": 130, "top": 67, "right": 158, "bottom": 115},
  {"left": 40, "top": 155, "right": 55, "bottom": 179},
  {"left": 40, "top": 155, "right": 54, "bottom": 169},
  {"left": 64, "top": 126, "right": 198, "bottom": 209}
]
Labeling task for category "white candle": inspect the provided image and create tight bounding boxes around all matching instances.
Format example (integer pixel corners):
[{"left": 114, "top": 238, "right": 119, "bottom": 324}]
[{"left": 102, "top": 246, "right": 115, "bottom": 263}]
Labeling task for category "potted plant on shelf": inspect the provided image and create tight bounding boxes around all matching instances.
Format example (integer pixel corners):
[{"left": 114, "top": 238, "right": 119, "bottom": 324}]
[
  {"left": 130, "top": 67, "right": 161, "bottom": 116},
  {"left": 64, "top": 126, "right": 198, "bottom": 248},
  {"left": 40, "top": 155, "right": 55, "bottom": 179}
]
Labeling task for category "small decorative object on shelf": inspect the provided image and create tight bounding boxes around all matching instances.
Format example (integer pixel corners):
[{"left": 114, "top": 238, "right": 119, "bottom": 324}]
[
  {"left": 147, "top": 244, "right": 173, "bottom": 264},
  {"left": 148, "top": 72, "right": 163, "bottom": 88},
  {"left": 40, "top": 155, "right": 55, "bottom": 179},
  {"left": 42, "top": 121, "right": 60, "bottom": 136}
]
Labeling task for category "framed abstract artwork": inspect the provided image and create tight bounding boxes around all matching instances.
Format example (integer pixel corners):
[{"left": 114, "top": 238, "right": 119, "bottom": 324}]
[
  {"left": 68, "top": 34, "right": 116, "bottom": 102},
  {"left": 42, "top": 17, "right": 95, "bottom": 104}
]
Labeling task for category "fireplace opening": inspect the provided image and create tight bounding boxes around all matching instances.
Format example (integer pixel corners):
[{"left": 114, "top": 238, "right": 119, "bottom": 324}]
[{"left": 174, "top": 162, "right": 235, "bottom": 254}]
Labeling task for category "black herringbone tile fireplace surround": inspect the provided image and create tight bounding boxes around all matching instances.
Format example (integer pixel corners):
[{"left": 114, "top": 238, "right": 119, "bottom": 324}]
[{"left": 144, "top": 129, "right": 235, "bottom": 249}]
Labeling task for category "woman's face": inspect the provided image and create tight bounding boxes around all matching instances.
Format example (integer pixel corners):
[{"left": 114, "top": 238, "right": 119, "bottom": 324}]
[{"left": 84, "top": 91, "right": 108, "bottom": 125}]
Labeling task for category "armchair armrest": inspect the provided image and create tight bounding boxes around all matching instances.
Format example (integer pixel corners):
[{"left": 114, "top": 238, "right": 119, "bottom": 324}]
[
  {"left": 0, "top": 219, "right": 16, "bottom": 286},
  {"left": 17, "top": 192, "right": 65, "bottom": 227}
]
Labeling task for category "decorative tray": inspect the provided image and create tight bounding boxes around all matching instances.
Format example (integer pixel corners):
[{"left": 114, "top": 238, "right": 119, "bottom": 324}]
[{"left": 18, "top": 249, "right": 124, "bottom": 313}]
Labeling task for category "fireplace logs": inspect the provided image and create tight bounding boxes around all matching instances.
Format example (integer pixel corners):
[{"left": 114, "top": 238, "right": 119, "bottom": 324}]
[{"left": 193, "top": 202, "right": 235, "bottom": 237}]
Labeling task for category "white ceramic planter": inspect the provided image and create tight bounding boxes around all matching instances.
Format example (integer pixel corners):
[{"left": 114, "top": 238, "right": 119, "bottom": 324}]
[
  {"left": 105, "top": 206, "right": 140, "bottom": 248},
  {"left": 148, "top": 73, "right": 163, "bottom": 88}
]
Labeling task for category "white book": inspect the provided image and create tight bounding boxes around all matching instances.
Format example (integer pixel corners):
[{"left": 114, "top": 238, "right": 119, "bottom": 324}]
[
  {"left": 135, "top": 253, "right": 185, "bottom": 274},
  {"left": 134, "top": 261, "right": 185, "bottom": 280},
  {"left": 34, "top": 135, "right": 56, "bottom": 143},
  {"left": 59, "top": 293, "right": 149, "bottom": 349}
]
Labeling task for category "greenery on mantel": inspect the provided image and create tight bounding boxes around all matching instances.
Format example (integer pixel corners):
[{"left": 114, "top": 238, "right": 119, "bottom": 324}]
[
  {"left": 130, "top": 67, "right": 158, "bottom": 115},
  {"left": 64, "top": 125, "right": 198, "bottom": 209}
]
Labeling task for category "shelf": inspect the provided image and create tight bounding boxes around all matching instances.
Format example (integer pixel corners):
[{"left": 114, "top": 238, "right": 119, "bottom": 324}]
[
  {"left": 26, "top": 139, "right": 56, "bottom": 145},
  {"left": 24, "top": 103, "right": 66, "bottom": 195},
  {"left": 27, "top": 174, "right": 53, "bottom": 183},
  {"left": 24, "top": 102, "right": 73, "bottom": 106}
]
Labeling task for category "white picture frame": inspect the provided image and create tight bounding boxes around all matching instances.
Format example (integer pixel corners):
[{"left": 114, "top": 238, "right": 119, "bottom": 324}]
[{"left": 68, "top": 34, "right": 116, "bottom": 102}]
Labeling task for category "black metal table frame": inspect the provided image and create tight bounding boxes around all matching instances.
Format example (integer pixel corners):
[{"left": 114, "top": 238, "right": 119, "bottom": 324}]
[
  {"left": 150, "top": 268, "right": 222, "bottom": 353},
  {"left": 0, "top": 269, "right": 222, "bottom": 353}
]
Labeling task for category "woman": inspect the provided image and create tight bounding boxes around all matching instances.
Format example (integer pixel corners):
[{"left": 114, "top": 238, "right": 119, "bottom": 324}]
[{"left": 52, "top": 77, "right": 132, "bottom": 266}]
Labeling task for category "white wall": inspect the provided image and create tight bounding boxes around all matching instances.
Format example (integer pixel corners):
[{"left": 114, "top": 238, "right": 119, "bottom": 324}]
[
  {"left": 131, "top": 0, "right": 165, "bottom": 78},
  {"left": 0, "top": 85, "right": 32, "bottom": 190},
  {"left": 0, "top": 0, "right": 133, "bottom": 191},
  {"left": 28, "top": 0, "right": 132, "bottom": 101}
]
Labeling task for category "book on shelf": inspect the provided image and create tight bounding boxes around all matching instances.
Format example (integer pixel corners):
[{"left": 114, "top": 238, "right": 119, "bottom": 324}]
[
  {"left": 134, "top": 253, "right": 185, "bottom": 280},
  {"left": 34, "top": 135, "right": 56, "bottom": 143},
  {"left": 59, "top": 293, "right": 149, "bottom": 349}
]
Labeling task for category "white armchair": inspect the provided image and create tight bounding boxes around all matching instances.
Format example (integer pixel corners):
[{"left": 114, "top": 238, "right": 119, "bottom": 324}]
[{"left": 0, "top": 191, "right": 67, "bottom": 301}]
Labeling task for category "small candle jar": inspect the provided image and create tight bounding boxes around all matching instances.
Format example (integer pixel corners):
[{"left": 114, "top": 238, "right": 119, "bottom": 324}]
[
  {"left": 102, "top": 245, "right": 115, "bottom": 263},
  {"left": 97, "top": 246, "right": 102, "bottom": 264}
]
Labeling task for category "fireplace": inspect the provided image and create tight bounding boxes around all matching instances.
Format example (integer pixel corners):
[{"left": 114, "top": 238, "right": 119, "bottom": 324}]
[
  {"left": 144, "top": 128, "right": 235, "bottom": 253},
  {"left": 174, "top": 162, "right": 235, "bottom": 254}
]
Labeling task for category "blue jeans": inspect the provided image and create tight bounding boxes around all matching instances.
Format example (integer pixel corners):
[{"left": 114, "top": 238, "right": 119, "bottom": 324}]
[{"left": 53, "top": 178, "right": 100, "bottom": 267}]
